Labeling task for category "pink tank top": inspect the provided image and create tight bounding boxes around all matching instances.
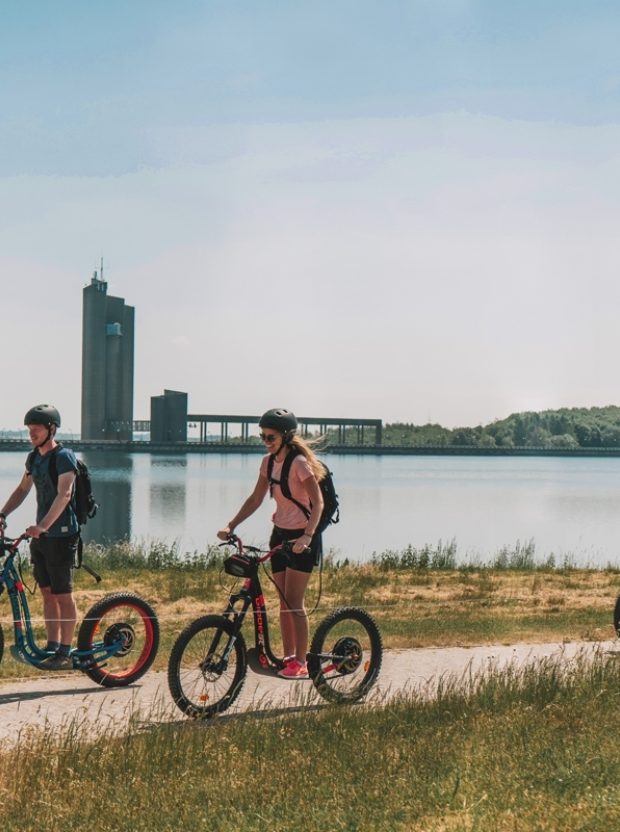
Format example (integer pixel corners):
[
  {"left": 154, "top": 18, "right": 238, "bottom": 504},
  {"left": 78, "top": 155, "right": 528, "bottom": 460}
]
[{"left": 260, "top": 453, "right": 314, "bottom": 529}]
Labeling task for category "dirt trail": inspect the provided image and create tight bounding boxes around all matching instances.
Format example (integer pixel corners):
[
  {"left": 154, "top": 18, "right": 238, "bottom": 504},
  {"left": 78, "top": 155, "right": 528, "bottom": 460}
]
[{"left": 0, "top": 640, "right": 615, "bottom": 745}]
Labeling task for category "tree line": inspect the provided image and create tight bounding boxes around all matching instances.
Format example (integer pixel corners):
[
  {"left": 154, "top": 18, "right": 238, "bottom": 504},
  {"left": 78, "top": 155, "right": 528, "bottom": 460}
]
[{"left": 331, "top": 406, "right": 620, "bottom": 449}]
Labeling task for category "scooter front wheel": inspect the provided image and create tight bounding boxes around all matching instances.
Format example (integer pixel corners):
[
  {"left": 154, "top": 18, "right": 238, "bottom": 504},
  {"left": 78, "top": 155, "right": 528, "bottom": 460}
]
[{"left": 168, "top": 614, "right": 247, "bottom": 719}]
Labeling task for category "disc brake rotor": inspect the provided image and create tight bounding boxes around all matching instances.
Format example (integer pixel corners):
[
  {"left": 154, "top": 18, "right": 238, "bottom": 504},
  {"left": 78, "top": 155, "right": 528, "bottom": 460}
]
[
  {"left": 103, "top": 622, "right": 136, "bottom": 657},
  {"left": 330, "top": 636, "right": 363, "bottom": 675}
]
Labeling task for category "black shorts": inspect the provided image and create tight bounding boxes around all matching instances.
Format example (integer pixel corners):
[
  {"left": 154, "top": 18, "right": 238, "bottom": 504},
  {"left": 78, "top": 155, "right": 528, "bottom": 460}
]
[
  {"left": 269, "top": 526, "right": 322, "bottom": 574},
  {"left": 30, "top": 534, "right": 79, "bottom": 595}
]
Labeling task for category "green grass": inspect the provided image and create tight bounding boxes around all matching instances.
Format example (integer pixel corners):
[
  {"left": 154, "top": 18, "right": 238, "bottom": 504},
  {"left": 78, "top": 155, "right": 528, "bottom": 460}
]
[
  {"left": 1, "top": 540, "right": 619, "bottom": 829},
  {"left": 0, "top": 538, "right": 617, "bottom": 682},
  {"left": 1, "top": 649, "right": 620, "bottom": 830}
]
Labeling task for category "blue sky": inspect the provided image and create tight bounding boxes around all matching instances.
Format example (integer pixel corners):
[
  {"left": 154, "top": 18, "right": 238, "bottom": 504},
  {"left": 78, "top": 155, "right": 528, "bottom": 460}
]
[{"left": 1, "top": 1, "right": 619, "bottom": 431}]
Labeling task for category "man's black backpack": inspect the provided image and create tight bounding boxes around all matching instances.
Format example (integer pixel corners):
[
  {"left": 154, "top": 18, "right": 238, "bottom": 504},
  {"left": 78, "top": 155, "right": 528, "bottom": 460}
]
[
  {"left": 267, "top": 449, "right": 340, "bottom": 534},
  {"left": 26, "top": 443, "right": 98, "bottom": 527}
]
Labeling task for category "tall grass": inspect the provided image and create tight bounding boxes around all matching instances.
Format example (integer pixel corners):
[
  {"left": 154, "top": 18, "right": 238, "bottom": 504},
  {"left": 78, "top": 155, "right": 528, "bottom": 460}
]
[
  {"left": 3, "top": 537, "right": 615, "bottom": 679},
  {"left": 79, "top": 536, "right": 597, "bottom": 573},
  {"left": 1, "top": 649, "right": 619, "bottom": 830},
  {"left": 81, "top": 538, "right": 227, "bottom": 571},
  {"left": 367, "top": 538, "right": 575, "bottom": 572},
  {"left": 369, "top": 538, "right": 459, "bottom": 570}
]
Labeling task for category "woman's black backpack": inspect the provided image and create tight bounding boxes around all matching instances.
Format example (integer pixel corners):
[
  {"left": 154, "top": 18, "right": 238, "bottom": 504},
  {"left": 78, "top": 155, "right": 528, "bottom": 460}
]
[{"left": 267, "top": 450, "right": 340, "bottom": 534}]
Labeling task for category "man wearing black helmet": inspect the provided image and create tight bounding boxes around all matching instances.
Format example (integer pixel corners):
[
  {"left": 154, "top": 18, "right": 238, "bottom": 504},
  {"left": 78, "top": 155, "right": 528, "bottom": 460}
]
[
  {"left": 217, "top": 408, "right": 325, "bottom": 679},
  {"left": 0, "top": 405, "right": 79, "bottom": 670}
]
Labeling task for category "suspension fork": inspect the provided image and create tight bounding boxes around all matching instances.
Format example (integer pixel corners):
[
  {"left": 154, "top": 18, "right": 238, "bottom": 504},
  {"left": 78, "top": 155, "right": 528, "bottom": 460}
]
[
  {"left": 223, "top": 587, "right": 253, "bottom": 630},
  {"left": 202, "top": 589, "right": 251, "bottom": 672}
]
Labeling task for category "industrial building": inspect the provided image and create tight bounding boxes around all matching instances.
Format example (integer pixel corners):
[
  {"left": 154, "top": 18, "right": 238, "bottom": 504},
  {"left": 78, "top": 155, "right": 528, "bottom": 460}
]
[
  {"left": 150, "top": 389, "right": 188, "bottom": 442},
  {"left": 79, "top": 267, "right": 380, "bottom": 450},
  {"left": 81, "top": 267, "right": 135, "bottom": 440}
]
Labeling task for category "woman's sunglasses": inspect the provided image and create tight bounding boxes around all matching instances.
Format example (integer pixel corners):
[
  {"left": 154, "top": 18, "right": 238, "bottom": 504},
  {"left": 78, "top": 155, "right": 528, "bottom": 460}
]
[{"left": 260, "top": 433, "right": 277, "bottom": 442}]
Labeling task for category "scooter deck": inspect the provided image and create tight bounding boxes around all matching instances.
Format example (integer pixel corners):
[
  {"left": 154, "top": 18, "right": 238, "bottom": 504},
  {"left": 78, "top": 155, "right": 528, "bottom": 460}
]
[
  {"left": 246, "top": 646, "right": 281, "bottom": 676},
  {"left": 246, "top": 647, "right": 313, "bottom": 680}
]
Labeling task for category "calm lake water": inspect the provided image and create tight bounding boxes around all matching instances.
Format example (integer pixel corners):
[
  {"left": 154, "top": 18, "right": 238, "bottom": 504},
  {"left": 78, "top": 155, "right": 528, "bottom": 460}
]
[{"left": 1, "top": 451, "right": 620, "bottom": 566}]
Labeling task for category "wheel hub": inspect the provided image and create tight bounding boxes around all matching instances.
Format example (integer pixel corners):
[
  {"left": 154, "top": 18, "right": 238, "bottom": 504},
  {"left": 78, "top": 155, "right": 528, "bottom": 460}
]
[
  {"left": 103, "top": 622, "right": 136, "bottom": 657},
  {"left": 330, "top": 636, "right": 363, "bottom": 675}
]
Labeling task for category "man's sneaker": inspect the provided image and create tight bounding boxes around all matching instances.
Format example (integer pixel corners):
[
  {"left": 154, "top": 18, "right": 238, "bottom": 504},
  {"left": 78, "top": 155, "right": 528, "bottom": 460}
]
[
  {"left": 278, "top": 659, "right": 308, "bottom": 679},
  {"left": 39, "top": 652, "right": 73, "bottom": 671}
]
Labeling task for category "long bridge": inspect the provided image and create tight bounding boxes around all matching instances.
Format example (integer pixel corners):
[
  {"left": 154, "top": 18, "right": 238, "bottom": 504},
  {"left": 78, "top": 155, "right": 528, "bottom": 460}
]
[
  {"left": 185, "top": 414, "right": 383, "bottom": 445},
  {"left": 0, "top": 414, "right": 384, "bottom": 454}
]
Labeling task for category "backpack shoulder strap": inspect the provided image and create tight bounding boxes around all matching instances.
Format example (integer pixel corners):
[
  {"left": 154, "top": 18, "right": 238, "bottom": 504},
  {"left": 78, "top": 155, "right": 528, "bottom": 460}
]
[
  {"left": 25, "top": 449, "right": 37, "bottom": 475},
  {"left": 278, "top": 449, "right": 300, "bottom": 500},
  {"left": 25, "top": 443, "right": 62, "bottom": 477},
  {"left": 267, "top": 449, "right": 300, "bottom": 493},
  {"left": 47, "top": 443, "right": 63, "bottom": 487},
  {"left": 271, "top": 448, "right": 310, "bottom": 519}
]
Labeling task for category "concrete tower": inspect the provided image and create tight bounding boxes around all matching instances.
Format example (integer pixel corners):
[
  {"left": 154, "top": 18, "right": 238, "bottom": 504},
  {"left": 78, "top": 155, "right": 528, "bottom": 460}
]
[
  {"left": 150, "top": 390, "right": 188, "bottom": 442},
  {"left": 81, "top": 264, "right": 135, "bottom": 440}
]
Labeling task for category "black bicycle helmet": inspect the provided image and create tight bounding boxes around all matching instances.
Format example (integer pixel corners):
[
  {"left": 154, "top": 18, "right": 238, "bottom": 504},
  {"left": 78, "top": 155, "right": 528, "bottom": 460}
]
[
  {"left": 24, "top": 404, "right": 61, "bottom": 428},
  {"left": 259, "top": 408, "right": 297, "bottom": 438}
]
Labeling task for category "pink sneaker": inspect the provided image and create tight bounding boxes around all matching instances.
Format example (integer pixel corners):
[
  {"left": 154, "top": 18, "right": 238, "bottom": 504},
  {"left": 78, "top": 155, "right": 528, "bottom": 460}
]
[{"left": 278, "top": 659, "right": 308, "bottom": 679}]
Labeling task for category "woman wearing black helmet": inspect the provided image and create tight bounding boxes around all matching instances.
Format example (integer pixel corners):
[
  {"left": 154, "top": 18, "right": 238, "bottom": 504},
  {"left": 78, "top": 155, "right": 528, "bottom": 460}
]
[
  {"left": 217, "top": 408, "right": 324, "bottom": 679},
  {"left": 0, "top": 405, "right": 80, "bottom": 670}
]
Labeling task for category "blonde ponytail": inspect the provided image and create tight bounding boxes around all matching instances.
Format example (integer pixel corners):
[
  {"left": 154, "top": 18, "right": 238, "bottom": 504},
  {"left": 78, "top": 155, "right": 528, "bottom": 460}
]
[{"left": 288, "top": 435, "right": 326, "bottom": 481}]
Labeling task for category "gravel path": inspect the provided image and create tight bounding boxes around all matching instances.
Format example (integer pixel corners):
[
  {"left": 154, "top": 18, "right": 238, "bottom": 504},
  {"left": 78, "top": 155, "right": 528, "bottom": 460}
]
[{"left": 0, "top": 640, "right": 616, "bottom": 745}]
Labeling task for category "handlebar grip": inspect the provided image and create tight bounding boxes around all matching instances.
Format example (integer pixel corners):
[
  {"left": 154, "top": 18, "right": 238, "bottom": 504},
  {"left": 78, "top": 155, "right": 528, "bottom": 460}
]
[
  {"left": 281, "top": 540, "right": 310, "bottom": 554},
  {"left": 218, "top": 533, "right": 240, "bottom": 548}
]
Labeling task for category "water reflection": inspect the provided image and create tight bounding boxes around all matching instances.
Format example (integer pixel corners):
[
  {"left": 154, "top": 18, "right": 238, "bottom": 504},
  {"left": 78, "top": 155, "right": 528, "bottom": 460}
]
[
  {"left": 0, "top": 451, "right": 619, "bottom": 565},
  {"left": 149, "top": 456, "right": 187, "bottom": 531},
  {"left": 80, "top": 451, "right": 133, "bottom": 544}
]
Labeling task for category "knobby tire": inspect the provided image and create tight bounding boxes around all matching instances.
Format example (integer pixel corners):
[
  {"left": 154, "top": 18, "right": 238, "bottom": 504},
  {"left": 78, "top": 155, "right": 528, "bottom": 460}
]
[
  {"left": 613, "top": 596, "right": 620, "bottom": 638},
  {"left": 308, "top": 606, "right": 382, "bottom": 704},
  {"left": 77, "top": 592, "right": 159, "bottom": 687},
  {"left": 168, "top": 614, "right": 247, "bottom": 719}
]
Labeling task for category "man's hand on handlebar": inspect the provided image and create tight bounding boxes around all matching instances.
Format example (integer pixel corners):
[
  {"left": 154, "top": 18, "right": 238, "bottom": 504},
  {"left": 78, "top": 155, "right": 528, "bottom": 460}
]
[{"left": 25, "top": 524, "right": 47, "bottom": 539}]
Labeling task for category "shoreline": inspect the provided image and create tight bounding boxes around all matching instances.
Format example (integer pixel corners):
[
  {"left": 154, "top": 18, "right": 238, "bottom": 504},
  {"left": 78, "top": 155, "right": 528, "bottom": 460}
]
[{"left": 1, "top": 439, "right": 620, "bottom": 457}]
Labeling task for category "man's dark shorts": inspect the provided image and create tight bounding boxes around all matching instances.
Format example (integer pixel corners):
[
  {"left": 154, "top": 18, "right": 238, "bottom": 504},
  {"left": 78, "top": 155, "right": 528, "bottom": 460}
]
[
  {"left": 269, "top": 526, "right": 322, "bottom": 574},
  {"left": 30, "top": 534, "right": 79, "bottom": 595}
]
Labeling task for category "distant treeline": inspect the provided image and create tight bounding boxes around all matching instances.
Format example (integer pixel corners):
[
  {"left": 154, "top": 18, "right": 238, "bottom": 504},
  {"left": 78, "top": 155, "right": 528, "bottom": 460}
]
[{"left": 330, "top": 406, "right": 620, "bottom": 449}]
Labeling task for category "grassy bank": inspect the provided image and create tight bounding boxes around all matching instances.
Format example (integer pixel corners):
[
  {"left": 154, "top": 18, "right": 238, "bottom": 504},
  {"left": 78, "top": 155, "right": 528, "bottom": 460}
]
[
  {"left": 0, "top": 544, "right": 620, "bottom": 679},
  {"left": 0, "top": 539, "right": 618, "bottom": 682},
  {"left": 1, "top": 649, "right": 620, "bottom": 830}
]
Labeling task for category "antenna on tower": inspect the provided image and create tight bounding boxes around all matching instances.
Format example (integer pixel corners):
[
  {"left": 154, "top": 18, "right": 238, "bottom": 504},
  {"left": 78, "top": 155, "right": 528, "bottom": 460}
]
[{"left": 100, "top": 256, "right": 104, "bottom": 283}]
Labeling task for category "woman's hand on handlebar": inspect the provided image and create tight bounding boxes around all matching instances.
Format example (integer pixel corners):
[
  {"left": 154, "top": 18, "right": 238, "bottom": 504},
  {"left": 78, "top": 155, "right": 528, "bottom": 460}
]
[
  {"left": 217, "top": 528, "right": 240, "bottom": 545},
  {"left": 216, "top": 527, "right": 233, "bottom": 541},
  {"left": 291, "top": 536, "right": 311, "bottom": 555}
]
